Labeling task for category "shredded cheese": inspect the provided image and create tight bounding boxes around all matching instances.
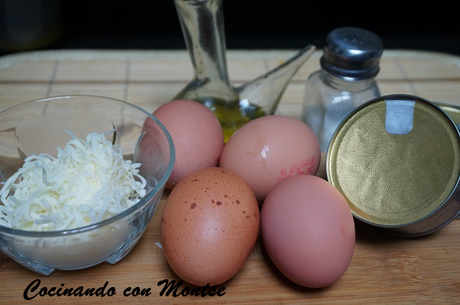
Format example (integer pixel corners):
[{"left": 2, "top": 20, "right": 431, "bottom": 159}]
[{"left": 0, "top": 130, "right": 147, "bottom": 231}]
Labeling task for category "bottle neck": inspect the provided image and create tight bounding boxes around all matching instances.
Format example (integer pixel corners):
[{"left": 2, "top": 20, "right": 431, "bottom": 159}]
[
  {"left": 174, "top": 0, "right": 231, "bottom": 85},
  {"left": 319, "top": 70, "right": 377, "bottom": 92}
]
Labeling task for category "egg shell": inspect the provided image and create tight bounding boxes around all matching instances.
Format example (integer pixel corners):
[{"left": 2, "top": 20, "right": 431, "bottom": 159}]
[
  {"left": 261, "top": 174, "right": 355, "bottom": 288},
  {"left": 160, "top": 167, "right": 260, "bottom": 286},
  {"left": 219, "top": 115, "right": 321, "bottom": 202},
  {"left": 152, "top": 99, "right": 224, "bottom": 189}
]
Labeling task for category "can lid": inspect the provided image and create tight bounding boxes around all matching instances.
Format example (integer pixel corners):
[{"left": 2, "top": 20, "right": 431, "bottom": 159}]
[
  {"left": 327, "top": 95, "right": 460, "bottom": 231},
  {"left": 435, "top": 101, "right": 460, "bottom": 128},
  {"left": 321, "top": 27, "right": 383, "bottom": 80}
]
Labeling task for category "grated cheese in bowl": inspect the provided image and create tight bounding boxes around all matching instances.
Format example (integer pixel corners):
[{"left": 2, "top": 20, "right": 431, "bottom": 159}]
[{"left": 0, "top": 130, "right": 147, "bottom": 232}]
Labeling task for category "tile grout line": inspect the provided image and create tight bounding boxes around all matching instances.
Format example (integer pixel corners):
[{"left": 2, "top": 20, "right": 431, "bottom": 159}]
[{"left": 46, "top": 59, "right": 59, "bottom": 97}]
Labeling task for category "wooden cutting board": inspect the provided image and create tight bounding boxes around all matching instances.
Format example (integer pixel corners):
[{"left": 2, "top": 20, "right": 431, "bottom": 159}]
[{"left": 0, "top": 49, "right": 460, "bottom": 304}]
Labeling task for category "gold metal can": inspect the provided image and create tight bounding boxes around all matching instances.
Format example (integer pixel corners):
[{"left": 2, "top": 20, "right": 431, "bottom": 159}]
[
  {"left": 327, "top": 94, "right": 460, "bottom": 236},
  {"left": 436, "top": 101, "right": 460, "bottom": 126}
]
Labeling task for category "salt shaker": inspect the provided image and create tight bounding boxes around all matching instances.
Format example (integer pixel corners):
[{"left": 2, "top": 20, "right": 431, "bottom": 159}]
[{"left": 303, "top": 27, "right": 383, "bottom": 152}]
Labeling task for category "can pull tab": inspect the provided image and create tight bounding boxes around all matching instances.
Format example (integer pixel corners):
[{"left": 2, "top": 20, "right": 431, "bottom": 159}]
[{"left": 385, "top": 100, "right": 415, "bottom": 135}]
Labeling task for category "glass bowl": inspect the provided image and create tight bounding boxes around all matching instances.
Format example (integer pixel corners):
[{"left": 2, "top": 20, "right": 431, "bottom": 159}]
[{"left": 0, "top": 95, "right": 175, "bottom": 275}]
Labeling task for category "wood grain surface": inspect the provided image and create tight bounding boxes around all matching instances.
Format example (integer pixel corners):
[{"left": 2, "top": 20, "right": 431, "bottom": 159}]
[{"left": 0, "top": 49, "right": 460, "bottom": 304}]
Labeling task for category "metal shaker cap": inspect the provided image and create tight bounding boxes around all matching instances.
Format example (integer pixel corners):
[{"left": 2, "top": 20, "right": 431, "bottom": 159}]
[{"left": 321, "top": 27, "right": 383, "bottom": 80}]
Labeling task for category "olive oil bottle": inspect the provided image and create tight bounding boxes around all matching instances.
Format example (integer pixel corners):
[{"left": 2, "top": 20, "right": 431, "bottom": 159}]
[
  {"left": 173, "top": 0, "right": 312, "bottom": 142},
  {"left": 173, "top": 0, "right": 248, "bottom": 142}
]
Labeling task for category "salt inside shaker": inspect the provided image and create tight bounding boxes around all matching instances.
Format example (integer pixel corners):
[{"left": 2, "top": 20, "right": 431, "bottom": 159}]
[{"left": 302, "top": 27, "right": 383, "bottom": 152}]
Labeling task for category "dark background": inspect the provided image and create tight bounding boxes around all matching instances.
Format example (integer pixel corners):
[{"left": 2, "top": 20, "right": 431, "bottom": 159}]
[{"left": 1, "top": 0, "right": 460, "bottom": 56}]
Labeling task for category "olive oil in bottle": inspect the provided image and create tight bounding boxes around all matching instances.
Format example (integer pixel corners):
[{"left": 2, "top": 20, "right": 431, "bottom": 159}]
[
  {"left": 174, "top": 0, "right": 266, "bottom": 142},
  {"left": 186, "top": 96, "right": 265, "bottom": 142}
]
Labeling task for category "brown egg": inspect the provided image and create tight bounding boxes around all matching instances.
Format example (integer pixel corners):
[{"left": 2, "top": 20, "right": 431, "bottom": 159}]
[
  {"left": 160, "top": 167, "right": 260, "bottom": 286},
  {"left": 261, "top": 175, "right": 355, "bottom": 288},
  {"left": 220, "top": 115, "right": 321, "bottom": 202},
  {"left": 152, "top": 99, "right": 224, "bottom": 189}
]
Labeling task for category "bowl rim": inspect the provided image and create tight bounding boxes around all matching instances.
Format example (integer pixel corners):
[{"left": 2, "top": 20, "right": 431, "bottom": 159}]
[{"left": 0, "top": 94, "right": 175, "bottom": 237}]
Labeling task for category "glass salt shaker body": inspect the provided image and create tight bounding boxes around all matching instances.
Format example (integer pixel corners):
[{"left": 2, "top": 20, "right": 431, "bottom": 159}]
[{"left": 303, "top": 27, "right": 383, "bottom": 152}]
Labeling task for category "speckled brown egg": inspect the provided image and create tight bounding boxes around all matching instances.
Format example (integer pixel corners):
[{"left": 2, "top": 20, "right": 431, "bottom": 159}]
[{"left": 160, "top": 167, "right": 260, "bottom": 286}]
